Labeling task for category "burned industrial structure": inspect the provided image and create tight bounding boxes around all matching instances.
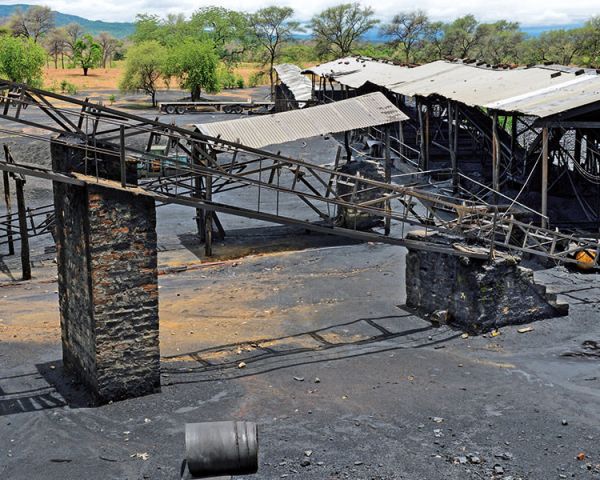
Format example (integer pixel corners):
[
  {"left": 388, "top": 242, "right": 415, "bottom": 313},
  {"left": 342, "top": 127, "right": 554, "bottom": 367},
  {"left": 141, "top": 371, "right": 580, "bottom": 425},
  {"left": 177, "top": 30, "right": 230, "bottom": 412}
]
[{"left": 0, "top": 56, "right": 598, "bottom": 407}]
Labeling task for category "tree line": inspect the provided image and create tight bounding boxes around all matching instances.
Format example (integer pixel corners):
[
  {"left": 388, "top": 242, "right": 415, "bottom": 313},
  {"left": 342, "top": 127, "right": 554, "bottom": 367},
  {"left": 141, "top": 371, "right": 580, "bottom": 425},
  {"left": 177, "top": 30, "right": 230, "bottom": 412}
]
[
  {"left": 1, "top": 3, "right": 599, "bottom": 106},
  {"left": 0, "top": 5, "right": 121, "bottom": 85}
]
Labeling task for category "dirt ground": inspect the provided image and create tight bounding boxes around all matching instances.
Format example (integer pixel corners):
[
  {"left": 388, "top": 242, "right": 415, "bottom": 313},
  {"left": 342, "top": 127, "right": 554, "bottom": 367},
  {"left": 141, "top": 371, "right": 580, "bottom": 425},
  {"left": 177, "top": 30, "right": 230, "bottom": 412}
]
[
  {"left": 0, "top": 90, "right": 599, "bottom": 480},
  {"left": 43, "top": 62, "right": 267, "bottom": 93}
]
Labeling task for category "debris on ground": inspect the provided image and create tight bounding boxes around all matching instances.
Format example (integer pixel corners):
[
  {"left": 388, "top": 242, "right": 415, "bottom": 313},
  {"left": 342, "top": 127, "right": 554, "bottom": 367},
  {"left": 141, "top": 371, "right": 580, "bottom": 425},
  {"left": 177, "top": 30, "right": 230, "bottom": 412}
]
[{"left": 517, "top": 326, "right": 534, "bottom": 333}]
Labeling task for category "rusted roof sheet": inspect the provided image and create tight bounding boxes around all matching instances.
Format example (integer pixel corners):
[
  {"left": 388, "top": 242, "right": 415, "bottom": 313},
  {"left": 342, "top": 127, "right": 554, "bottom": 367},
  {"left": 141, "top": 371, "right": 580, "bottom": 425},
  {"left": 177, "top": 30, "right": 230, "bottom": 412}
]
[
  {"left": 274, "top": 64, "right": 313, "bottom": 102},
  {"left": 196, "top": 92, "right": 408, "bottom": 149},
  {"left": 306, "top": 57, "right": 600, "bottom": 118}
]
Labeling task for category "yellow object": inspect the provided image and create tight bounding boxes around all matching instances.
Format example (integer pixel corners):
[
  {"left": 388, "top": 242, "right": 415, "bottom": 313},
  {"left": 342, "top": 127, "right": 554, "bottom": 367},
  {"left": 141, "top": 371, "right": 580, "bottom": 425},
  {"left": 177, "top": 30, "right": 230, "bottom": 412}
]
[
  {"left": 575, "top": 249, "right": 596, "bottom": 271},
  {"left": 491, "top": 329, "right": 500, "bottom": 337}
]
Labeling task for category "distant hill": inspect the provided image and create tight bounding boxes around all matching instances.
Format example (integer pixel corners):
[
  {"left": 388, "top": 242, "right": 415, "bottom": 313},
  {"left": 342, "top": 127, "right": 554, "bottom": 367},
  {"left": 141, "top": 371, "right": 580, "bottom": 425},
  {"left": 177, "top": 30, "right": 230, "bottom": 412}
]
[{"left": 0, "top": 4, "right": 135, "bottom": 38}]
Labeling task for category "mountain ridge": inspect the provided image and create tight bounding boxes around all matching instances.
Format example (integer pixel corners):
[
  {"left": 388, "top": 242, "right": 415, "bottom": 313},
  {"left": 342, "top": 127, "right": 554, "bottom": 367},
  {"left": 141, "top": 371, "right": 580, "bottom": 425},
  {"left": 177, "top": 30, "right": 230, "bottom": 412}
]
[{"left": 0, "top": 4, "right": 135, "bottom": 38}]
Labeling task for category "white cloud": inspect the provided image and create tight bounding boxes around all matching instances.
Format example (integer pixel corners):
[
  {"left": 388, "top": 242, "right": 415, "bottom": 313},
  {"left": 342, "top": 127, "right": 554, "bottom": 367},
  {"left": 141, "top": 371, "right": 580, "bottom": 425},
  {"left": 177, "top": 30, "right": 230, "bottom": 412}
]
[{"left": 11, "top": 0, "right": 600, "bottom": 26}]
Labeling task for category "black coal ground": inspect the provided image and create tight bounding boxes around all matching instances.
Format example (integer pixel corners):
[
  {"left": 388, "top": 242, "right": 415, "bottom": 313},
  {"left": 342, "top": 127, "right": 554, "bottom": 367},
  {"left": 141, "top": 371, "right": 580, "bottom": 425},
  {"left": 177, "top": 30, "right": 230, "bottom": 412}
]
[{"left": 0, "top": 93, "right": 599, "bottom": 480}]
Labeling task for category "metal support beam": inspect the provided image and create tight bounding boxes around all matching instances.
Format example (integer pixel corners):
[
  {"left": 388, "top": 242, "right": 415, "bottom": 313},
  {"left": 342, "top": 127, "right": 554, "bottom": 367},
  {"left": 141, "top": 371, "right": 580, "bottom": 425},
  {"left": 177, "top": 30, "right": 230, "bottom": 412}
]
[{"left": 541, "top": 127, "right": 549, "bottom": 229}]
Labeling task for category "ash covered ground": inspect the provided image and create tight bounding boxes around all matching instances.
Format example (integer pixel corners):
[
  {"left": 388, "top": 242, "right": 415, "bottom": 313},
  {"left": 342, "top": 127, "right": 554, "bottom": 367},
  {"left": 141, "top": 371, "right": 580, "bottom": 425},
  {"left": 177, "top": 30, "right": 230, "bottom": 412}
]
[{"left": 0, "top": 88, "right": 599, "bottom": 480}]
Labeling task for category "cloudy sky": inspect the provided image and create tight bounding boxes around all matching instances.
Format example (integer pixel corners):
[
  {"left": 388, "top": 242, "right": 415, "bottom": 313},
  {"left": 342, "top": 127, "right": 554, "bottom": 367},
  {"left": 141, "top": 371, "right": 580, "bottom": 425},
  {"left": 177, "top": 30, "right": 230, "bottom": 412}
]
[{"left": 6, "top": 0, "right": 599, "bottom": 26}]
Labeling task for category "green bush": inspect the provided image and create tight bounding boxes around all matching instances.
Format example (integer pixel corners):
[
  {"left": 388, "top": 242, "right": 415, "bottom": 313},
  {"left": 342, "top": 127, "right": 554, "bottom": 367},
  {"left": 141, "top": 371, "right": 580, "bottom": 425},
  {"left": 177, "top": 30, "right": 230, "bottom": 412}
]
[
  {"left": 236, "top": 76, "right": 245, "bottom": 89},
  {"left": 60, "top": 80, "right": 78, "bottom": 95},
  {"left": 248, "top": 71, "right": 266, "bottom": 87},
  {"left": 219, "top": 68, "right": 237, "bottom": 89}
]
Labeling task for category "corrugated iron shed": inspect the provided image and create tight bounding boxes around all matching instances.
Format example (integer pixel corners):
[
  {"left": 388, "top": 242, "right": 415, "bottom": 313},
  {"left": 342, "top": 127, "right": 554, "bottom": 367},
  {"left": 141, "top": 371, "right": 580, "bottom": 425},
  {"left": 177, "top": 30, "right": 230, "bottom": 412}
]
[
  {"left": 304, "top": 57, "right": 411, "bottom": 89},
  {"left": 196, "top": 92, "right": 408, "bottom": 149},
  {"left": 274, "top": 64, "right": 313, "bottom": 102},
  {"left": 484, "top": 75, "right": 600, "bottom": 118},
  {"left": 387, "top": 63, "right": 581, "bottom": 110},
  {"left": 306, "top": 57, "right": 600, "bottom": 119}
]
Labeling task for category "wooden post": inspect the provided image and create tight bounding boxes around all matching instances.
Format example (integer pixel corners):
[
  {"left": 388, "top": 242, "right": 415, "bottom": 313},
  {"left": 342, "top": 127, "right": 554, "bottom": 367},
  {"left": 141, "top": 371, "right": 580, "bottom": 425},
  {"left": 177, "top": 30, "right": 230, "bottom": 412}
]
[
  {"left": 510, "top": 115, "right": 518, "bottom": 176},
  {"left": 2, "top": 171, "right": 14, "bottom": 255},
  {"left": 192, "top": 144, "right": 204, "bottom": 240},
  {"left": 344, "top": 131, "right": 352, "bottom": 162},
  {"left": 541, "top": 127, "right": 549, "bottom": 229},
  {"left": 417, "top": 99, "right": 426, "bottom": 170},
  {"left": 204, "top": 172, "right": 213, "bottom": 257},
  {"left": 454, "top": 104, "right": 459, "bottom": 189},
  {"left": 384, "top": 126, "right": 392, "bottom": 236},
  {"left": 119, "top": 125, "right": 126, "bottom": 188},
  {"left": 574, "top": 129, "right": 582, "bottom": 167},
  {"left": 424, "top": 102, "right": 430, "bottom": 170},
  {"left": 448, "top": 101, "right": 458, "bottom": 192},
  {"left": 204, "top": 147, "right": 216, "bottom": 257},
  {"left": 492, "top": 112, "right": 500, "bottom": 197},
  {"left": 15, "top": 177, "right": 31, "bottom": 280}
]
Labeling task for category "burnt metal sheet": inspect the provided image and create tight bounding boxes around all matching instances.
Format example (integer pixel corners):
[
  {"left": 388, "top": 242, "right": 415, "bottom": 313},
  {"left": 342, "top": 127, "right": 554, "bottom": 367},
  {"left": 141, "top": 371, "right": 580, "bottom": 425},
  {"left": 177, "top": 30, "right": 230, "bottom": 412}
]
[
  {"left": 274, "top": 64, "right": 313, "bottom": 102},
  {"left": 196, "top": 92, "right": 408, "bottom": 149},
  {"left": 306, "top": 57, "right": 600, "bottom": 118},
  {"left": 387, "top": 63, "right": 581, "bottom": 110},
  {"left": 304, "top": 57, "right": 411, "bottom": 89}
]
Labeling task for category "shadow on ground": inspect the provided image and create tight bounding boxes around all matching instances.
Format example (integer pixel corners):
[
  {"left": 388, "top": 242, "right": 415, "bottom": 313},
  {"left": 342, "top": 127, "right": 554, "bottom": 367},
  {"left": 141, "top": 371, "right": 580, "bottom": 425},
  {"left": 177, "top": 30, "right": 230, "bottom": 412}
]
[
  {"left": 0, "top": 360, "right": 94, "bottom": 416},
  {"left": 177, "top": 225, "right": 363, "bottom": 261},
  {"left": 161, "top": 313, "right": 459, "bottom": 385}
]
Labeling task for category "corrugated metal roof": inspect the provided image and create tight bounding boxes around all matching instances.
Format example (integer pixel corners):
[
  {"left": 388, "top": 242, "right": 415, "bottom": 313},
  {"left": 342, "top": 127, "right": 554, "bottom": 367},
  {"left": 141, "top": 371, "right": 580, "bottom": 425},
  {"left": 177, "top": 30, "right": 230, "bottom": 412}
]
[
  {"left": 304, "top": 57, "right": 411, "bottom": 89},
  {"left": 306, "top": 57, "right": 409, "bottom": 89},
  {"left": 484, "top": 74, "right": 600, "bottom": 118},
  {"left": 274, "top": 64, "right": 313, "bottom": 102},
  {"left": 387, "top": 63, "right": 581, "bottom": 108},
  {"left": 196, "top": 92, "right": 408, "bottom": 149},
  {"left": 306, "top": 57, "right": 600, "bottom": 118}
]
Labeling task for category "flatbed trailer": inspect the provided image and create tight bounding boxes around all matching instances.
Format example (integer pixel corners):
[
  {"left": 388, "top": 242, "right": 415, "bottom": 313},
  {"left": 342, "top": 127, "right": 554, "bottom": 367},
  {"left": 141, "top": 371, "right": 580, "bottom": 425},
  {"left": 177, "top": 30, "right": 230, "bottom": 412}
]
[{"left": 159, "top": 100, "right": 274, "bottom": 115}]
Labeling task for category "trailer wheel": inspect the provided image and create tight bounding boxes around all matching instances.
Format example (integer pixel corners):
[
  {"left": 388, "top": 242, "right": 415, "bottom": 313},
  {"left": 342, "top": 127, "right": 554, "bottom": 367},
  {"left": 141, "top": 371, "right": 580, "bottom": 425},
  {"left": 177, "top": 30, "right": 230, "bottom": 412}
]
[
  {"left": 176, "top": 106, "right": 186, "bottom": 114},
  {"left": 165, "top": 105, "right": 176, "bottom": 114},
  {"left": 231, "top": 105, "right": 243, "bottom": 114},
  {"left": 223, "top": 105, "right": 232, "bottom": 114}
]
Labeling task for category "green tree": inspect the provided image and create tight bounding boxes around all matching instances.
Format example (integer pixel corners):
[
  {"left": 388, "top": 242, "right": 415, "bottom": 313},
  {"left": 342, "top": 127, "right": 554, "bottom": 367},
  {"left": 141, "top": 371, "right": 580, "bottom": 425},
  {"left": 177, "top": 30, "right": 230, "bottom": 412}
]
[
  {"left": 381, "top": 10, "right": 430, "bottom": 63},
  {"left": 442, "top": 15, "right": 482, "bottom": 59},
  {"left": 476, "top": 21, "right": 524, "bottom": 64},
  {"left": 8, "top": 6, "right": 55, "bottom": 43},
  {"left": 190, "top": 7, "right": 253, "bottom": 63},
  {"left": 120, "top": 41, "right": 167, "bottom": 107},
  {"left": 0, "top": 36, "right": 46, "bottom": 86},
  {"left": 131, "top": 13, "right": 190, "bottom": 46},
  {"left": 166, "top": 39, "right": 220, "bottom": 101},
  {"left": 249, "top": 6, "right": 300, "bottom": 96},
  {"left": 72, "top": 34, "right": 102, "bottom": 76},
  {"left": 309, "top": 3, "right": 379, "bottom": 58}
]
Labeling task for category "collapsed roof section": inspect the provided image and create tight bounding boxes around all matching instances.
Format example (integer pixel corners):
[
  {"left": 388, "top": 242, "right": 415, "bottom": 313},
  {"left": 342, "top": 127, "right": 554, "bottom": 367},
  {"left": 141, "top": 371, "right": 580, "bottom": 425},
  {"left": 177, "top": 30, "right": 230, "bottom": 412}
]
[
  {"left": 304, "top": 57, "right": 600, "bottom": 120},
  {"left": 273, "top": 64, "right": 313, "bottom": 103},
  {"left": 195, "top": 92, "right": 408, "bottom": 149}
]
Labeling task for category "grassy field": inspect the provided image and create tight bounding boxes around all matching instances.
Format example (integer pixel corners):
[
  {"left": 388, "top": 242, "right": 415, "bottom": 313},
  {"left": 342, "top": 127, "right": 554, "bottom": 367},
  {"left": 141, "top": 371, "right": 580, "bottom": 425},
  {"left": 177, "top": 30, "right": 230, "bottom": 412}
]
[{"left": 43, "top": 62, "right": 268, "bottom": 93}]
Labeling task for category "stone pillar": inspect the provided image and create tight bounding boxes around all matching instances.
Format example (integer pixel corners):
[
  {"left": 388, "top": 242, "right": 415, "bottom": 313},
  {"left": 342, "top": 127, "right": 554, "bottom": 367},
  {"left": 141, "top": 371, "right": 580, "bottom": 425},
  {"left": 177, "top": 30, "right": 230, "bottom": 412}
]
[
  {"left": 404, "top": 231, "right": 568, "bottom": 332},
  {"left": 52, "top": 135, "right": 160, "bottom": 404},
  {"left": 336, "top": 160, "right": 385, "bottom": 230}
]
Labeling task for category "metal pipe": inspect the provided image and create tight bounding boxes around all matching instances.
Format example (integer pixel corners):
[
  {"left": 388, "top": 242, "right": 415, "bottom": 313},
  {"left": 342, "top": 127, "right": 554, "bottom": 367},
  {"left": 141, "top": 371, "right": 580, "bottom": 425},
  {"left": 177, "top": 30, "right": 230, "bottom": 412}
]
[{"left": 185, "top": 421, "right": 258, "bottom": 478}]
